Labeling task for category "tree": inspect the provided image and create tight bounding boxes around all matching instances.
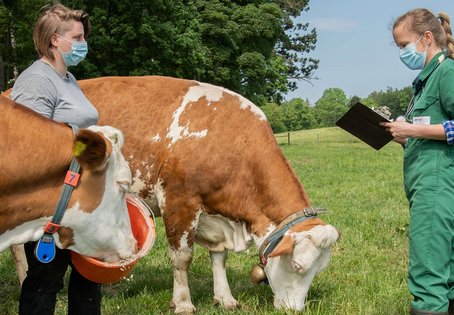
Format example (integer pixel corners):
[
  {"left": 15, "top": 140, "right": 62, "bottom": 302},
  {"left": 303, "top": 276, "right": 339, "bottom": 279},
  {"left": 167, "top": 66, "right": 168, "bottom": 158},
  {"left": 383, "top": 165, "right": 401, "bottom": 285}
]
[
  {"left": 193, "top": 0, "right": 316, "bottom": 105},
  {"left": 366, "top": 86, "right": 412, "bottom": 117},
  {"left": 281, "top": 97, "right": 315, "bottom": 130},
  {"left": 65, "top": 0, "right": 210, "bottom": 81},
  {"left": 273, "top": 0, "right": 318, "bottom": 87},
  {"left": 360, "top": 97, "right": 379, "bottom": 108},
  {"left": 0, "top": 0, "right": 319, "bottom": 104},
  {"left": 261, "top": 102, "right": 286, "bottom": 133},
  {"left": 349, "top": 95, "right": 361, "bottom": 107},
  {"left": 314, "top": 88, "right": 349, "bottom": 127},
  {"left": 396, "top": 87, "right": 412, "bottom": 115},
  {"left": 0, "top": 0, "right": 46, "bottom": 91}
]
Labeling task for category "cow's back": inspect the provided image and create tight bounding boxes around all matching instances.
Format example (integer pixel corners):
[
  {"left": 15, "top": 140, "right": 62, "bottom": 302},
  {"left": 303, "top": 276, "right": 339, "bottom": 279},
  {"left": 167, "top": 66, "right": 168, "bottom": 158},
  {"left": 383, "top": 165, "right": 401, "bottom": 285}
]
[{"left": 80, "top": 76, "right": 309, "bottom": 230}]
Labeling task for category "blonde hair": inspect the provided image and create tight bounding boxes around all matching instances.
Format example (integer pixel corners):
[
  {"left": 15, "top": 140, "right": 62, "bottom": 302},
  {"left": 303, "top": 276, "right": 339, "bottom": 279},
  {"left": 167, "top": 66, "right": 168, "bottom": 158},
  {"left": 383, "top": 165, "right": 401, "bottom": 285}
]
[
  {"left": 393, "top": 8, "right": 454, "bottom": 59},
  {"left": 33, "top": 4, "right": 90, "bottom": 60}
]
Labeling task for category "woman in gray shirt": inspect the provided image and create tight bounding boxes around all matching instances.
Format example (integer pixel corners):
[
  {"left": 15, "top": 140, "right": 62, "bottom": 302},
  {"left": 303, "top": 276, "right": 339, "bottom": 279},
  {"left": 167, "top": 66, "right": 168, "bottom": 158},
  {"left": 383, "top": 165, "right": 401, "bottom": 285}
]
[{"left": 11, "top": 4, "right": 101, "bottom": 315}]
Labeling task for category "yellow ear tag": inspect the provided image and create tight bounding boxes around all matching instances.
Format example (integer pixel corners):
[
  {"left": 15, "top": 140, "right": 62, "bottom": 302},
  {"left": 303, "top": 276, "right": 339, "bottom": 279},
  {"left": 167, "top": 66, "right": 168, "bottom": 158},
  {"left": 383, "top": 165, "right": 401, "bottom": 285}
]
[{"left": 73, "top": 141, "right": 87, "bottom": 157}]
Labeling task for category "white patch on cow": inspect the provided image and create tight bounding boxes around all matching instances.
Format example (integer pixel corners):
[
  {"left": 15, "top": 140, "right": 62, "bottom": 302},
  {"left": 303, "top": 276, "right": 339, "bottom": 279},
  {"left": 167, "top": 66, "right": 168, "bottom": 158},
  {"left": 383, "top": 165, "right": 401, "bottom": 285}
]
[
  {"left": 240, "top": 98, "right": 266, "bottom": 121},
  {"left": 179, "top": 231, "right": 190, "bottom": 249},
  {"left": 179, "top": 209, "right": 203, "bottom": 249},
  {"left": 0, "top": 217, "right": 49, "bottom": 252},
  {"left": 151, "top": 134, "right": 161, "bottom": 143},
  {"left": 166, "top": 82, "right": 266, "bottom": 146},
  {"left": 167, "top": 84, "right": 214, "bottom": 146},
  {"left": 196, "top": 213, "right": 254, "bottom": 252},
  {"left": 153, "top": 178, "right": 166, "bottom": 215},
  {"left": 224, "top": 89, "right": 267, "bottom": 121},
  {"left": 131, "top": 169, "right": 146, "bottom": 193}
]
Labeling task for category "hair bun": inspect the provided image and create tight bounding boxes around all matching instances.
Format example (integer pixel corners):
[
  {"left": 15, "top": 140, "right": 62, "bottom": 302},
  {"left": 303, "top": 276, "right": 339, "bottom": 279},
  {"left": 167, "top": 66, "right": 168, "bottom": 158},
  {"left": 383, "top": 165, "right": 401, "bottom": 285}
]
[{"left": 439, "top": 12, "right": 450, "bottom": 24}]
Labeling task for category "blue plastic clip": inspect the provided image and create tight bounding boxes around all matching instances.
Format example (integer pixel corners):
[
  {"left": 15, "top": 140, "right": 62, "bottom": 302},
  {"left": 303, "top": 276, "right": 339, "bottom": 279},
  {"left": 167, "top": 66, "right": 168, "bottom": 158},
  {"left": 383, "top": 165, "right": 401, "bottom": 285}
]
[{"left": 35, "top": 234, "right": 56, "bottom": 263}]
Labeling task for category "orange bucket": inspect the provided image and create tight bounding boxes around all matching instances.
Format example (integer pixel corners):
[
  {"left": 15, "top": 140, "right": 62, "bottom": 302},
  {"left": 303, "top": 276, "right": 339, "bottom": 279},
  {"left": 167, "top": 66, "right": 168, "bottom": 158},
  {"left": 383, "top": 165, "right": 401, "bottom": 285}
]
[{"left": 70, "top": 193, "right": 156, "bottom": 284}]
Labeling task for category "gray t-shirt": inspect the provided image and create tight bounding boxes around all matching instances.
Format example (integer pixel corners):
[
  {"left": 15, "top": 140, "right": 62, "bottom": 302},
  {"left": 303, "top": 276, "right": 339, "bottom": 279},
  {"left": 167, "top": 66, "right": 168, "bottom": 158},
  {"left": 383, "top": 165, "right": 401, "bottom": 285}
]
[{"left": 11, "top": 60, "right": 98, "bottom": 128}]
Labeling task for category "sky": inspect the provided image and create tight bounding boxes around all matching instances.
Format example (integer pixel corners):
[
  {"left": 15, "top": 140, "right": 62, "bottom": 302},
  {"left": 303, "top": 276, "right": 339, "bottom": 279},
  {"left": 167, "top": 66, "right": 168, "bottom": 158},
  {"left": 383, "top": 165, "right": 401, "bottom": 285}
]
[{"left": 286, "top": 0, "right": 454, "bottom": 104}]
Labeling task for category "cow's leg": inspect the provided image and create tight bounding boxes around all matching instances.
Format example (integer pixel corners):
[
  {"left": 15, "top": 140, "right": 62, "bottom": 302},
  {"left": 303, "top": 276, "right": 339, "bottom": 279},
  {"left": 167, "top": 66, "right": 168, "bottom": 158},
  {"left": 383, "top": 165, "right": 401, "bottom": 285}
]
[
  {"left": 168, "top": 245, "right": 196, "bottom": 314},
  {"left": 10, "top": 244, "right": 27, "bottom": 285},
  {"left": 165, "top": 207, "right": 200, "bottom": 314},
  {"left": 210, "top": 249, "right": 239, "bottom": 310}
]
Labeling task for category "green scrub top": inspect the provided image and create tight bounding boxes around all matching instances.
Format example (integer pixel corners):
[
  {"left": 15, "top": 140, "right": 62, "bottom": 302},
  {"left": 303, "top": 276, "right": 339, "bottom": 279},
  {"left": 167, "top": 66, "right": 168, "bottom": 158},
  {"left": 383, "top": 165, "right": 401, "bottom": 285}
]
[{"left": 405, "top": 51, "right": 454, "bottom": 155}]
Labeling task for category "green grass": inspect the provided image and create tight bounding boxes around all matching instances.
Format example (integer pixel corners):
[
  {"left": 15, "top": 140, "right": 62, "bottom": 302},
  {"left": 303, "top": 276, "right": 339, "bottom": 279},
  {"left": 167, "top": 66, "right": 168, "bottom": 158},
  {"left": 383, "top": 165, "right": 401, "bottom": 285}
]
[{"left": 0, "top": 127, "right": 411, "bottom": 314}]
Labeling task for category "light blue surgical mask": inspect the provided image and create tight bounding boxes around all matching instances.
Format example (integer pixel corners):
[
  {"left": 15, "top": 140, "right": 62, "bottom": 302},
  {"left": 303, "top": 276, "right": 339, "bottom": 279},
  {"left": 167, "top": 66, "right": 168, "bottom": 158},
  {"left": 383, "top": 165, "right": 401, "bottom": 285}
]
[
  {"left": 57, "top": 34, "right": 88, "bottom": 66},
  {"left": 399, "top": 34, "right": 427, "bottom": 70}
]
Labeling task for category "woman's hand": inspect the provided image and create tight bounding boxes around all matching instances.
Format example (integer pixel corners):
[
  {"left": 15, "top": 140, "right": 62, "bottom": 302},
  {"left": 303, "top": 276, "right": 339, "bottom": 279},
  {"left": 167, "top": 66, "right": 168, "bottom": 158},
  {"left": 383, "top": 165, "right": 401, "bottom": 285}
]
[
  {"left": 380, "top": 121, "right": 413, "bottom": 143},
  {"left": 380, "top": 121, "right": 447, "bottom": 143}
]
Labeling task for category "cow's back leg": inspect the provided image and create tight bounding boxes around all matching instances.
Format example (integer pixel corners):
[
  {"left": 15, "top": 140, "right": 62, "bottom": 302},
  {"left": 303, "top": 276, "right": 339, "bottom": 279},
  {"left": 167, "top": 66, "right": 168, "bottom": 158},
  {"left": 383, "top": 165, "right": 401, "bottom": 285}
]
[
  {"left": 10, "top": 244, "right": 27, "bottom": 285},
  {"left": 210, "top": 249, "right": 239, "bottom": 310}
]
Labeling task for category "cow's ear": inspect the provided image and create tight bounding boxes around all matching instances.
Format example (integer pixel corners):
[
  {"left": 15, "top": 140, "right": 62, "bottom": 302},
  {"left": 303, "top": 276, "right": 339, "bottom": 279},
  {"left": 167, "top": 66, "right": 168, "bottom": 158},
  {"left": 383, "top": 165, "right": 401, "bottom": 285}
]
[
  {"left": 309, "top": 225, "right": 340, "bottom": 249},
  {"left": 268, "top": 235, "right": 295, "bottom": 258},
  {"left": 74, "top": 129, "right": 109, "bottom": 171},
  {"left": 88, "top": 125, "right": 125, "bottom": 148}
]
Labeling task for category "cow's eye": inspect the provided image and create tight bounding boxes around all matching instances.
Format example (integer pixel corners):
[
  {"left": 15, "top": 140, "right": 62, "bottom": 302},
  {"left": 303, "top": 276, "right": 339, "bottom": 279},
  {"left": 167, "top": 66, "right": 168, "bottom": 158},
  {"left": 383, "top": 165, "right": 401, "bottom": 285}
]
[
  {"left": 292, "top": 260, "right": 304, "bottom": 273},
  {"left": 118, "top": 180, "right": 130, "bottom": 192}
]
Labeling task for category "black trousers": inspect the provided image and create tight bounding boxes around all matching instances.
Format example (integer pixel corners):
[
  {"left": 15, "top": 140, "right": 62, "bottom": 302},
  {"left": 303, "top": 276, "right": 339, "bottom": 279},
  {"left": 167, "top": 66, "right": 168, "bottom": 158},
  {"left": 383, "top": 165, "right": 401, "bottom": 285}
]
[{"left": 19, "top": 241, "right": 101, "bottom": 315}]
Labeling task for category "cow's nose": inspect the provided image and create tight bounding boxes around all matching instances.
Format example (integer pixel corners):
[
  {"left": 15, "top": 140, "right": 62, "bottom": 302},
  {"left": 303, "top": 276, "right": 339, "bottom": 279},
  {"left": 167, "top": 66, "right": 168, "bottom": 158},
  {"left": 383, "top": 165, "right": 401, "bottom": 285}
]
[{"left": 103, "top": 253, "right": 121, "bottom": 263}]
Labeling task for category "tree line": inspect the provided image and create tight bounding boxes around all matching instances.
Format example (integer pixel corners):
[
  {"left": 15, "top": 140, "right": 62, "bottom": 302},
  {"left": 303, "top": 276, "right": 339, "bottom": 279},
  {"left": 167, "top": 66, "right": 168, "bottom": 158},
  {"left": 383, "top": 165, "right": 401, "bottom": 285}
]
[
  {"left": 262, "top": 86, "right": 413, "bottom": 133},
  {"left": 0, "top": 1, "right": 413, "bottom": 132},
  {"left": 0, "top": 0, "right": 316, "bottom": 106}
]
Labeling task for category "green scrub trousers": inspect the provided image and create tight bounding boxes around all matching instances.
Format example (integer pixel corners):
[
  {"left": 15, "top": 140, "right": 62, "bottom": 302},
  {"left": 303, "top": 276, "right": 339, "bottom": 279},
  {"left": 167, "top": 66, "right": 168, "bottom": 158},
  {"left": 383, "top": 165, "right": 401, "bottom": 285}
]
[{"left": 404, "top": 141, "right": 454, "bottom": 313}]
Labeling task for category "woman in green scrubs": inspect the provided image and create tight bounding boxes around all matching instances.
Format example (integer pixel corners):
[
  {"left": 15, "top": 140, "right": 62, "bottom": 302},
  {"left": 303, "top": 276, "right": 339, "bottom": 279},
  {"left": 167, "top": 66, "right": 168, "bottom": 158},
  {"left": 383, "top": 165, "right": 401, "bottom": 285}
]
[{"left": 382, "top": 8, "right": 454, "bottom": 315}]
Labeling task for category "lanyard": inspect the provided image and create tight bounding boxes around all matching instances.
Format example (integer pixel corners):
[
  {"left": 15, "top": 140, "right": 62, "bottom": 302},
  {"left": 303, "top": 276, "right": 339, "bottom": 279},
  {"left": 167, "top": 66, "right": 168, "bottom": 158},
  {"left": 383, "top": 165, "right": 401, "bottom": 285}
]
[
  {"left": 35, "top": 124, "right": 81, "bottom": 263},
  {"left": 403, "top": 95, "right": 416, "bottom": 121}
]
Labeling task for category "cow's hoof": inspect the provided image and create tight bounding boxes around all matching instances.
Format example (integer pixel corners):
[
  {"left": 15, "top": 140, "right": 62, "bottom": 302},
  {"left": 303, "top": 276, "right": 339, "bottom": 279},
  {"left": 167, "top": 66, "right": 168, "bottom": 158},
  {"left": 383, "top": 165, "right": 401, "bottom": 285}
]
[
  {"left": 213, "top": 297, "right": 239, "bottom": 310},
  {"left": 170, "top": 301, "right": 196, "bottom": 314},
  {"left": 169, "top": 301, "right": 175, "bottom": 310},
  {"left": 174, "top": 308, "right": 196, "bottom": 315}
]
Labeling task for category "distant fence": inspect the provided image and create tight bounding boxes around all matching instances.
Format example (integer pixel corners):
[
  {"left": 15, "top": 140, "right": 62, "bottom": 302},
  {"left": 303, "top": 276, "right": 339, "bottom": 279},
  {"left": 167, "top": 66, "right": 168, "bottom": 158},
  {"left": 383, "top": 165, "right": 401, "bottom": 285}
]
[
  {"left": 274, "top": 129, "right": 365, "bottom": 146},
  {"left": 275, "top": 132, "right": 291, "bottom": 145}
]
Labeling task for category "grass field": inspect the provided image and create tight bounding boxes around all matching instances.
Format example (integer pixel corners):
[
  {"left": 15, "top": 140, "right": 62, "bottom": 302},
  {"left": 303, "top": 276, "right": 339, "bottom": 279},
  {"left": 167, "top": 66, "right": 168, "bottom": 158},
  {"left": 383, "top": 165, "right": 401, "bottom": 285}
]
[{"left": 0, "top": 127, "right": 411, "bottom": 314}]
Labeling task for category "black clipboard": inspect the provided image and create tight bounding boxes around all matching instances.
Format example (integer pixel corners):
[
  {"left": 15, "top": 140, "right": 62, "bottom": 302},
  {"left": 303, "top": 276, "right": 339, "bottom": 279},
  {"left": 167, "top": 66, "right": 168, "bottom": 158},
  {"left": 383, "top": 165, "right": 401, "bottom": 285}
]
[{"left": 335, "top": 102, "right": 393, "bottom": 150}]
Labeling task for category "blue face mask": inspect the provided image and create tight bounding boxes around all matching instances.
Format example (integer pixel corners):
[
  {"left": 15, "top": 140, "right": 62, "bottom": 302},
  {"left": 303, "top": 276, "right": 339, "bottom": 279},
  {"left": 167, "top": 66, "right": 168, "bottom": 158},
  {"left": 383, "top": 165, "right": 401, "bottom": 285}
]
[
  {"left": 399, "top": 35, "right": 427, "bottom": 70},
  {"left": 57, "top": 35, "right": 88, "bottom": 66}
]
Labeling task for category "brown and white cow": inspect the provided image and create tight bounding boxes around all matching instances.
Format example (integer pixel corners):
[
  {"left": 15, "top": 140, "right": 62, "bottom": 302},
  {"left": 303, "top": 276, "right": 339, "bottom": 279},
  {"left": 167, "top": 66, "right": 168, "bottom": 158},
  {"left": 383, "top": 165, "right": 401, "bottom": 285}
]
[
  {"left": 12, "top": 76, "right": 339, "bottom": 312},
  {"left": 79, "top": 76, "right": 339, "bottom": 312},
  {"left": 0, "top": 95, "right": 136, "bottom": 262}
]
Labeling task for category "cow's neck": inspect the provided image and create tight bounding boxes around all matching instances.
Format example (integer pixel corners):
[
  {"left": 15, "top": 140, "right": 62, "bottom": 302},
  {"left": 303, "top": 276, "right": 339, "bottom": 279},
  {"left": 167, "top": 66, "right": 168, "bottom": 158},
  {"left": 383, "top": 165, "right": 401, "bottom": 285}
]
[
  {"left": 250, "top": 156, "right": 311, "bottom": 236},
  {"left": 205, "top": 144, "right": 310, "bottom": 238},
  {"left": 0, "top": 98, "right": 74, "bottom": 233}
]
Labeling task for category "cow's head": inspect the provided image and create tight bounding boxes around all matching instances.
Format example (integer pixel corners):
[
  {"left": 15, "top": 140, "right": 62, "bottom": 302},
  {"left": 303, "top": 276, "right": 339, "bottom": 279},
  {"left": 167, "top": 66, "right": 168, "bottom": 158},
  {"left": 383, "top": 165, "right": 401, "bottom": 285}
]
[
  {"left": 264, "top": 224, "right": 339, "bottom": 311},
  {"left": 54, "top": 126, "right": 136, "bottom": 263}
]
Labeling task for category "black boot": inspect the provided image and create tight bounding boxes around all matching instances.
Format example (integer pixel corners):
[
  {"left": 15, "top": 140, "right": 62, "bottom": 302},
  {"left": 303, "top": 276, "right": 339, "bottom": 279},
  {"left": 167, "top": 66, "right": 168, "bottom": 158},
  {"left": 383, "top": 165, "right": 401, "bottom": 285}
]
[{"left": 448, "top": 301, "right": 454, "bottom": 315}]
